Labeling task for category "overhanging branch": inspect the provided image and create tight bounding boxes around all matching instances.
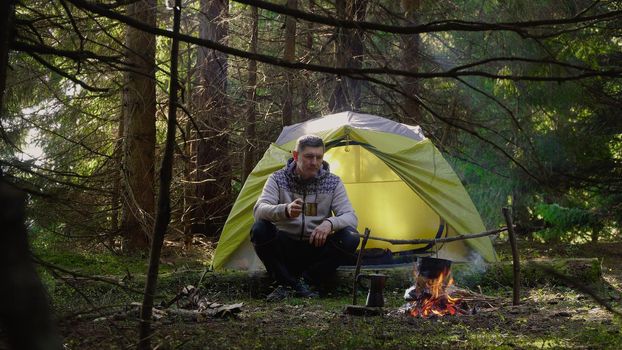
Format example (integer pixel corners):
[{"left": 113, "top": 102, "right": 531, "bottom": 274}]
[
  {"left": 64, "top": 0, "right": 622, "bottom": 82},
  {"left": 13, "top": 41, "right": 123, "bottom": 64},
  {"left": 27, "top": 51, "right": 109, "bottom": 92},
  {"left": 231, "top": 0, "right": 622, "bottom": 36}
]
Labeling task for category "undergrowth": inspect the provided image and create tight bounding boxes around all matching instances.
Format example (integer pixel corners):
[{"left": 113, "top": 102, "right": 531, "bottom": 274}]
[{"left": 21, "top": 233, "right": 622, "bottom": 349}]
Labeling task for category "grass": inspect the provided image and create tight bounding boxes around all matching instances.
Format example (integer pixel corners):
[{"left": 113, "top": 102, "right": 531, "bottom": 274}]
[{"left": 15, "top": 236, "right": 622, "bottom": 349}]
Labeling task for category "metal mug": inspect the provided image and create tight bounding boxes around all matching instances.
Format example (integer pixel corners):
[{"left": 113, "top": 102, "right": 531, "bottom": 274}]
[
  {"left": 304, "top": 202, "right": 317, "bottom": 216},
  {"left": 357, "top": 273, "right": 387, "bottom": 307}
]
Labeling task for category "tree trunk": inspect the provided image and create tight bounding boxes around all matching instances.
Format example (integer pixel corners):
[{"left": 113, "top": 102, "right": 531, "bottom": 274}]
[
  {"left": 329, "top": 0, "right": 367, "bottom": 113},
  {"left": 110, "top": 109, "right": 124, "bottom": 248},
  {"left": 191, "top": 0, "right": 230, "bottom": 238},
  {"left": 282, "top": 0, "right": 297, "bottom": 126},
  {"left": 0, "top": 0, "right": 16, "bottom": 113},
  {"left": 401, "top": 0, "right": 423, "bottom": 124},
  {"left": 183, "top": 119, "right": 194, "bottom": 248},
  {"left": 121, "top": 0, "right": 157, "bottom": 251},
  {"left": 242, "top": 5, "right": 259, "bottom": 184},
  {"left": 182, "top": 23, "right": 195, "bottom": 248},
  {"left": 300, "top": 1, "right": 315, "bottom": 121},
  {"left": 137, "top": 1, "right": 181, "bottom": 347},
  {"left": 329, "top": 0, "right": 348, "bottom": 112},
  {"left": 351, "top": 0, "right": 367, "bottom": 110},
  {"left": 0, "top": 178, "right": 62, "bottom": 350}
]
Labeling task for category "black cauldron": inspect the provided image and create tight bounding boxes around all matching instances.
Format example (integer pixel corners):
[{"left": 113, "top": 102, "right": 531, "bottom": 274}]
[{"left": 416, "top": 256, "right": 452, "bottom": 279}]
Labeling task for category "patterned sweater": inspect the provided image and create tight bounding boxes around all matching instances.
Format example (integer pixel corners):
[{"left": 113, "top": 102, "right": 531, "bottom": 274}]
[{"left": 253, "top": 158, "right": 358, "bottom": 241}]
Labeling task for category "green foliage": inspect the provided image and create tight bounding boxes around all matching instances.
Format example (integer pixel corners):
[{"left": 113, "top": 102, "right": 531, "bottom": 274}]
[
  {"left": 441, "top": 0, "right": 622, "bottom": 242},
  {"left": 32, "top": 230, "right": 147, "bottom": 276},
  {"left": 5, "top": 0, "right": 622, "bottom": 257},
  {"left": 534, "top": 203, "right": 598, "bottom": 242},
  {"left": 449, "top": 154, "right": 513, "bottom": 228}
]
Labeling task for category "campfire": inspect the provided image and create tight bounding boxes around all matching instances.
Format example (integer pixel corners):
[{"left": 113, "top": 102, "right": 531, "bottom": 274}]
[{"left": 403, "top": 257, "right": 469, "bottom": 318}]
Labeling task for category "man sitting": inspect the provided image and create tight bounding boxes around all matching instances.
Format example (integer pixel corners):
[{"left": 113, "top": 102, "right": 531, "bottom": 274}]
[{"left": 251, "top": 135, "right": 360, "bottom": 301}]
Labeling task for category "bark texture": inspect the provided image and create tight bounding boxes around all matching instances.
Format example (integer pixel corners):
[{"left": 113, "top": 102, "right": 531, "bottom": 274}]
[
  {"left": 0, "top": 0, "right": 16, "bottom": 112},
  {"left": 191, "top": 0, "right": 230, "bottom": 238},
  {"left": 282, "top": 0, "right": 297, "bottom": 126},
  {"left": 242, "top": 4, "right": 259, "bottom": 184},
  {"left": 401, "top": 0, "right": 423, "bottom": 124},
  {"left": 137, "top": 0, "right": 181, "bottom": 347},
  {"left": 121, "top": 0, "right": 157, "bottom": 250},
  {"left": 329, "top": 0, "right": 367, "bottom": 112}
]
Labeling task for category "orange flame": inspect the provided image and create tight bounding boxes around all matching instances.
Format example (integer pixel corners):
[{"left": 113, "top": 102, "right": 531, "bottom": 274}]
[{"left": 408, "top": 267, "right": 464, "bottom": 318}]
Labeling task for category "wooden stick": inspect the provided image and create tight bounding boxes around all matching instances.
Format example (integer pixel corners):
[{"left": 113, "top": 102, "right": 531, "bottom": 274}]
[
  {"left": 358, "top": 226, "right": 506, "bottom": 245},
  {"left": 137, "top": 3, "right": 182, "bottom": 349},
  {"left": 352, "top": 228, "right": 370, "bottom": 306},
  {"left": 502, "top": 207, "right": 520, "bottom": 305}
]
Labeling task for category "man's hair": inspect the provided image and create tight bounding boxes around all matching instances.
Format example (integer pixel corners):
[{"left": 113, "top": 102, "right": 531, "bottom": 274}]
[{"left": 295, "top": 135, "right": 324, "bottom": 153}]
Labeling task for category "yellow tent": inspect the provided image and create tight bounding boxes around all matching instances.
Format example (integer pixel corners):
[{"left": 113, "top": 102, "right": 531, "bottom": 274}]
[{"left": 212, "top": 112, "right": 496, "bottom": 271}]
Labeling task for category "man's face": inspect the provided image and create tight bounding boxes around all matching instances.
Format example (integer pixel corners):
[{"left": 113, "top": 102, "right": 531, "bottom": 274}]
[{"left": 293, "top": 146, "right": 324, "bottom": 180}]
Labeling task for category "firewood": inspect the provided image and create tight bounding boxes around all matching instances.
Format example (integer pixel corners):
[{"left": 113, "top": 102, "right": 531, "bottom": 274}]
[{"left": 93, "top": 288, "right": 243, "bottom": 323}]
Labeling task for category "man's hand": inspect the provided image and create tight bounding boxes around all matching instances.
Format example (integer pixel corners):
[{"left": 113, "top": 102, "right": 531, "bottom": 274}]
[
  {"left": 287, "top": 198, "right": 303, "bottom": 218},
  {"left": 309, "top": 220, "right": 332, "bottom": 247}
]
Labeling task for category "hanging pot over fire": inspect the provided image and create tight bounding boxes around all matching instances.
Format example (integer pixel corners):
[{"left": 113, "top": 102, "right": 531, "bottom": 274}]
[
  {"left": 416, "top": 257, "right": 452, "bottom": 280},
  {"left": 404, "top": 257, "right": 468, "bottom": 318}
]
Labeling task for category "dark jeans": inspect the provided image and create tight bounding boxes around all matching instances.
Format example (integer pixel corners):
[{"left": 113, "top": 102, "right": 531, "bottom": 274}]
[{"left": 250, "top": 220, "right": 360, "bottom": 287}]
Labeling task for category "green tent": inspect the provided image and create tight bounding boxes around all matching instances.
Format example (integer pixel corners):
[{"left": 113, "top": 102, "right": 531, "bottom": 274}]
[{"left": 212, "top": 112, "right": 496, "bottom": 271}]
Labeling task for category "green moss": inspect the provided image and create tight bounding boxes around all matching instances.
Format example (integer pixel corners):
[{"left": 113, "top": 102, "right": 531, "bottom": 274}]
[{"left": 472, "top": 258, "right": 602, "bottom": 288}]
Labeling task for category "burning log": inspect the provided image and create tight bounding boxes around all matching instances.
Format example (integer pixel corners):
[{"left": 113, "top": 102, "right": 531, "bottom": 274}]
[{"left": 403, "top": 257, "right": 470, "bottom": 318}]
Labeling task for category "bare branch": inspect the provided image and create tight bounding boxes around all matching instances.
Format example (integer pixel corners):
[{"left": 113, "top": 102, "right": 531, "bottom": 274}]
[
  {"left": 13, "top": 41, "right": 123, "bottom": 63},
  {"left": 64, "top": 0, "right": 622, "bottom": 82},
  {"left": 231, "top": 0, "right": 622, "bottom": 36},
  {"left": 33, "top": 255, "right": 144, "bottom": 295},
  {"left": 26, "top": 52, "right": 110, "bottom": 92}
]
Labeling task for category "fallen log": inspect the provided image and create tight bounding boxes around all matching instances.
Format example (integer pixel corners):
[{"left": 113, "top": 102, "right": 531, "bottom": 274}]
[{"left": 471, "top": 258, "right": 602, "bottom": 288}]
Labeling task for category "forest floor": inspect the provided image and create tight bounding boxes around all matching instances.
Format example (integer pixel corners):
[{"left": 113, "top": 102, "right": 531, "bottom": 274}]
[{"left": 11, "top": 239, "right": 622, "bottom": 349}]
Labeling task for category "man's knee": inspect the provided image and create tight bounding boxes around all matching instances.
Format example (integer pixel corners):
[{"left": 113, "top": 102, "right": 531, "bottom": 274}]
[
  {"left": 250, "top": 220, "right": 277, "bottom": 245},
  {"left": 331, "top": 226, "right": 360, "bottom": 253}
]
